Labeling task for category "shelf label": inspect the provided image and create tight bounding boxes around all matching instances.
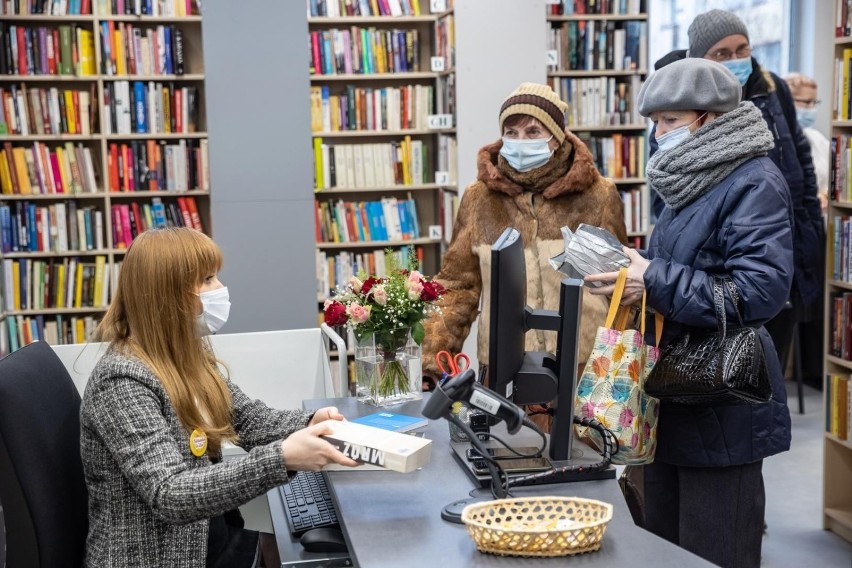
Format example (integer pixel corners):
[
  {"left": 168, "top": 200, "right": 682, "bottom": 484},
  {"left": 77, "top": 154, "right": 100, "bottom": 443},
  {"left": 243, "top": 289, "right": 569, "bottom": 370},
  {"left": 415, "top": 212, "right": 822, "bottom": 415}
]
[
  {"left": 435, "top": 171, "right": 450, "bottom": 185},
  {"left": 430, "top": 0, "right": 446, "bottom": 12},
  {"left": 430, "top": 56, "right": 446, "bottom": 72},
  {"left": 428, "top": 225, "right": 443, "bottom": 240},
  {"left": 546, "top": 50, "right": 558, "bottom": 66},
  {"left": 427, "top": 114, "right": 453, "bottom": 129}
]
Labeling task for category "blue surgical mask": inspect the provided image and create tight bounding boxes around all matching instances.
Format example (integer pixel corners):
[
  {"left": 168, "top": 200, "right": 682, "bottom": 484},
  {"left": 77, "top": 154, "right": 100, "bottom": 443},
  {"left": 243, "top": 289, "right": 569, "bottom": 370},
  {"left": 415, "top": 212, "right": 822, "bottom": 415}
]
[
  {"left": 721, "top": 57, "right": 753, "bottom": 86},
  {"left": 796, "top": 107, "right": 817, "bottom": 129},
  {"left": 499, "top": 136, "right": 555, "bottom": 172},
  {"left": 655, "top": 113, "right": 706, "bottom": 153}
]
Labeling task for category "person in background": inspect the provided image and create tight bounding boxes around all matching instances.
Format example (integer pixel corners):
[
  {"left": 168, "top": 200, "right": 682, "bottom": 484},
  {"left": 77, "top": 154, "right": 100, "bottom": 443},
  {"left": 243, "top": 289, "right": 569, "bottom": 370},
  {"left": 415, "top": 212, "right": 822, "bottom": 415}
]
[
  {"left": 649, "top": 9, "right": 823, "bottom": 387},
  {"left": 586, "top": 58, "right": 793, "bottom": 568},
  {"left": 420, "top": 82, "right": 627, "bottom": 427},
  {"left": 785, "top": 72, "right": 830, "bottom": 213},
  {"left": 80, "top": 227, "right": 358, "bottom": 568}
]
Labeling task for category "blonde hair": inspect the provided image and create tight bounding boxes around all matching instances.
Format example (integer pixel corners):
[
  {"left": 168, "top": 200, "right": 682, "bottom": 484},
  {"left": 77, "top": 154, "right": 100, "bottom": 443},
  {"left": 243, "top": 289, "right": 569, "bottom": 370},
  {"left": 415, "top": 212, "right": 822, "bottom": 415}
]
[
  {"left": 95, "top": 227, "right": 236, "bottom": 455},
  {"left": 784, "top": 73, "right": 817, "bottom": 92}
]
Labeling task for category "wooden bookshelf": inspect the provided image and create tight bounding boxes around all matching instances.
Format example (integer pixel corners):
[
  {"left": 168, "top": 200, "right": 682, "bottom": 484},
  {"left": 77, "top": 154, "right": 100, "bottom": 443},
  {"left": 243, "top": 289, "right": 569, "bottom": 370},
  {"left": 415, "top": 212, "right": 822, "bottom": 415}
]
[
  {"left": 825, "top": 0, "right": 852, "bottom": 545},
  {"left": 309, "top": 0, "right": 458, "bottom": 292},
  {"left": 0, "top": 0, "right": 211, "bottom": 354},
  {"left": 545, "top": 0, "right": 650, "bottom": 248}
]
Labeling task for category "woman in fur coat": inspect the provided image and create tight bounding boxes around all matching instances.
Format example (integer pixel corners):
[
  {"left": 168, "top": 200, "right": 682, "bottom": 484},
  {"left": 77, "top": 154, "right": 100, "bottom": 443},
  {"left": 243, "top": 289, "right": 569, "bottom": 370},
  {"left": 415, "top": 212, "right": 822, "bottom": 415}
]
[{"left": 421, "top": 82, "right": 628, "bottom": 409}]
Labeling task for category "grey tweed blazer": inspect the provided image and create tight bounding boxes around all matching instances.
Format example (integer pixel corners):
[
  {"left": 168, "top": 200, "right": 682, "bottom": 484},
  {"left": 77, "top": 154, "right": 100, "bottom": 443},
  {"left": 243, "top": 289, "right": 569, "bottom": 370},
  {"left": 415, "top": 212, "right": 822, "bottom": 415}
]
[{"left": 80, "top": 347, "right": 312, "bottom": 568}]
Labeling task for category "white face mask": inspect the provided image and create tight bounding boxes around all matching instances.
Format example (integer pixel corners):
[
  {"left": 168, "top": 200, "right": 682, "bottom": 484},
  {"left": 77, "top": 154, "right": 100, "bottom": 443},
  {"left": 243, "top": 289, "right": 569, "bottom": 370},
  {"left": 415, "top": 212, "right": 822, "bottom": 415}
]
[
  {"left": 655, "top": 113, "right": 707, "bottom": 153},
  {"left": 196, "top": 286, "right": 230, "bottom": 336},
  {"left": 499, "top": 136, "right": 555, "bottom": 172}
]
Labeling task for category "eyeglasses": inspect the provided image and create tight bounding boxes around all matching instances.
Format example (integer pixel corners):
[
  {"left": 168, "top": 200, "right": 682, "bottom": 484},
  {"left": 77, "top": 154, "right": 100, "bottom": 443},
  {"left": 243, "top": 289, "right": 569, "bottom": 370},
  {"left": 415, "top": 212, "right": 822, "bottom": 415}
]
[
  {"left": 706, "top": 45, "right": 752, "bottom": 62},
  {"left": 794, "top": 98, "right": 822, "bottom": 109}
]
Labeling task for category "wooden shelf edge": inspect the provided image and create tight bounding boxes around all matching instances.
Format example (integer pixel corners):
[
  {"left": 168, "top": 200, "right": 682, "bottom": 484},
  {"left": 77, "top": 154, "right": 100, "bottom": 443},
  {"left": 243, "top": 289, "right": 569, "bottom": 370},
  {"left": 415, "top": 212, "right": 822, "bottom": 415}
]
[
  {"left": 828, "top": 280, "right": 852, "bottom": 291},
  {"left": 315, "top": 184, "right": 443, "bottom": 194},
  {"left": 5, "top": 307, "right": 108, "bottom": 316},
  {"left": 316, "top": 237, "right": 443, "bottom": 249},
  {"left": 308, "top": 15, "right": 439, "bottom": 24},
  {"left": 0, "top": 249, "right": 112, "bottom": 258},
  {"left": 825, "top": 432, "right": 852, "bottom": 451},
  {"left": 825, "top": 509, "right": 852, "bottom": 544},
  {"left": 546, "top": 14, "right": 647, "bottom": 22},
  {"left": 568, "top": 123, "right": 648, "bottom": 131},
  {"left": 830, "top": 200, "right": 852, "bottom": 209},
  {"left": 549, "top": 69, "right": 647, "bottom": 77},
  {"left": 826, "top": 354, "right": 852, "bottom": 371},
  {"left": 313, "top": 128, "right": 456, "bottom": 138},
  {"left": 310, "top": 72, "right": 440, "bottom": 81}
]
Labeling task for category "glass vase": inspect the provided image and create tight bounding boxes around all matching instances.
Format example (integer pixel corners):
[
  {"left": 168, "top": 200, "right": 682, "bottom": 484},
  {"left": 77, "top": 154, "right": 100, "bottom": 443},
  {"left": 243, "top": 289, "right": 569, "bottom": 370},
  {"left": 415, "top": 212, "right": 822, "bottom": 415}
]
[{"left": 354, "top": 329, "right": 423, "bottom": 407}]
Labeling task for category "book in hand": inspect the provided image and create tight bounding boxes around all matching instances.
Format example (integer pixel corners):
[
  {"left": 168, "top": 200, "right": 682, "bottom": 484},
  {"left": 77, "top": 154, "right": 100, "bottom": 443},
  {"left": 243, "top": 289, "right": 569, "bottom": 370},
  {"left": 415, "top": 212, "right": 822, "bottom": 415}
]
[
  {"left": 350, "top": 411, "right": 427, "bottom": 433},
  {"left": 321, "top": 420, "right": 432, "bottom": 474}
]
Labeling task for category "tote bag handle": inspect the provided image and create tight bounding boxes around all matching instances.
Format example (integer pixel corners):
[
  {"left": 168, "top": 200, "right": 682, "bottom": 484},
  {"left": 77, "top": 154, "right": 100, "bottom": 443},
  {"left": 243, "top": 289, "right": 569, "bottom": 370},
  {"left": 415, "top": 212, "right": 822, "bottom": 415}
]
[{"left": 603, "top": 267, "right": 665, "bottom": 345}]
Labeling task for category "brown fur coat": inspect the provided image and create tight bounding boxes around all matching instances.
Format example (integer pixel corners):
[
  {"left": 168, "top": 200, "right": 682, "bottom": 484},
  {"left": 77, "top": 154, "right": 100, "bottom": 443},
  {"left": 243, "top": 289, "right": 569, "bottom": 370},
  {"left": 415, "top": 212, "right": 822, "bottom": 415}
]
[{"left": 422, "top": 129, "right": 628, "bottom": 383}]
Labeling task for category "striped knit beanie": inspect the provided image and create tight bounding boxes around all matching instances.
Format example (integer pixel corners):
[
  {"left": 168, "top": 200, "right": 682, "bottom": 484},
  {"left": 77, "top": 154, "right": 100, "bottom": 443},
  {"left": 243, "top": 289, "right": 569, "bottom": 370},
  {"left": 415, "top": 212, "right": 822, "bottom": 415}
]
[{"left": 499, "top": 83, "right": 568, "bottom": 144}]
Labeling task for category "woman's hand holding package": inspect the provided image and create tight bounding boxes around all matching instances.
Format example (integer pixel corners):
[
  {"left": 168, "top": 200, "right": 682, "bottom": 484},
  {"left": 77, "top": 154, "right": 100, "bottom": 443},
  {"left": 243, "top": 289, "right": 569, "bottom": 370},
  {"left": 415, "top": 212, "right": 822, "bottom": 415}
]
[
  {"left": 584, "top": 247, "right": 650, "bottom": 305},
  {"left": 280, "top": 420, "right": 359, "bottom": 471}
]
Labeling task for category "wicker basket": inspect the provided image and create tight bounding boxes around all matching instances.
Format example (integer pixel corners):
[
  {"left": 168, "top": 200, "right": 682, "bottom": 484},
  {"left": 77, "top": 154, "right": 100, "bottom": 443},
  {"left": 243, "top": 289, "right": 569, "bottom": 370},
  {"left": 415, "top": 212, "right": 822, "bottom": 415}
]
[{"left": 460, "top": 496, "right": 614, "bottom": 557}]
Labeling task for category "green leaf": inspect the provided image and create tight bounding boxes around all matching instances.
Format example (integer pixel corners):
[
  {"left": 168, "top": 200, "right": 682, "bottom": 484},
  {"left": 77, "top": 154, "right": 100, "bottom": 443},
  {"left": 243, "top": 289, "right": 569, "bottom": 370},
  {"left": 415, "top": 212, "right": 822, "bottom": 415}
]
[{"left": 412, "top": 321, "right": 425, "bottom": 345}]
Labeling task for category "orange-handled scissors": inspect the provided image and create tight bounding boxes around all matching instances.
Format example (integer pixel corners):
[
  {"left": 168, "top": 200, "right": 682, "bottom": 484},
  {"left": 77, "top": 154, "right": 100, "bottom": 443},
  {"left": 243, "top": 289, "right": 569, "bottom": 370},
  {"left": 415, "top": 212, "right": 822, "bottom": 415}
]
[{"left": 435, "top": 350, "right": 471, "bottom": 378}]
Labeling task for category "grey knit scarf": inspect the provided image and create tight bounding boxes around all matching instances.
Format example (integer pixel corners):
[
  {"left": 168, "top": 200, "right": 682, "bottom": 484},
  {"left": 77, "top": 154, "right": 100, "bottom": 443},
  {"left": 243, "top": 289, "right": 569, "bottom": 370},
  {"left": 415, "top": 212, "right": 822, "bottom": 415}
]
[{"left": 647, "top": 102, "right": 775, "bottom": 212}]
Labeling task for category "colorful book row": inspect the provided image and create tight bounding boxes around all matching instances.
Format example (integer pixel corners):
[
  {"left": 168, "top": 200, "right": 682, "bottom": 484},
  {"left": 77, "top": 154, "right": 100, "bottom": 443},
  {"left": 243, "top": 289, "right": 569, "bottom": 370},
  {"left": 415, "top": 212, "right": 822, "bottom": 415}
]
[
  {"left": 547, "top": 20, "right": 647, "bottom": 72},
  {"left": 109, "top": 195, "right": 202, "bottom": 249},
  {"left": 4, "top": 312, "right": 100, "bottom": 354},
  {"left": 0, "top": 24, "right": 96, "bottom": 76},
  {"left": 309, "top": 27, "right": 420, "bottom": 76},
  {"left": 1, "top": 84, "right": 97, "bottom": 136},
  {"left": 94, "top": 0, "right": 197, "bottom": 16},
  {"left": 2, "top": 0, "right": 91, "bottom": 15},
  {"left": 833, "top": 51, "right": 852, "bottom": 122},
  {"left": 836, "top": 0, "right": 852, "bottom": 38},
  {"left": 310, "top": 84, "right": 435, "bottom": 133},
  {"left": 549, "top": 75, "right": 642, "bottom": 127},
  {"left": 830, "top": 214, "right": 852, "bottom": 282},
  {"left": 0, "top": 200, "right": 103, "bottom": 253},
  {"left": 108, "top": 138, "right": 209, "bottom": 192},
  {"left": 578, "top": 133, "right": 645, "bottom": 179},
  {"left": 547, "top": 0, "right": 644, "bottom": 16},
  {"left": 312, "top": 137, "right": 428, "bottom": 190},
  {"left": 314, "top": 196, "right": 420, "bottom": 244},
  {"left": 826, "top": 374, "right": 852, "bottom": 441},
  {"left": 1, "top": 142, "right": 99, "bottom": 195},
  {"left": 2, "top": 255, "right": 109, "bottom": 312},
  {"left": 103, "top": 81, "right": 199, "bottom": 134},
  {"left": 829, "top": 291, "right": 852, "bottom": 360},
  {"left": 316, "top": 245, "right": 424, "bottom": 300},
  {"left": 619, "top": 186, "right": 645, "bottom": 236},
  {"left": 100, "top": 22, "right": 186, "bottom": 76},
  {"left": 307, "top": 0, "right": 423, "bottom": 18}
]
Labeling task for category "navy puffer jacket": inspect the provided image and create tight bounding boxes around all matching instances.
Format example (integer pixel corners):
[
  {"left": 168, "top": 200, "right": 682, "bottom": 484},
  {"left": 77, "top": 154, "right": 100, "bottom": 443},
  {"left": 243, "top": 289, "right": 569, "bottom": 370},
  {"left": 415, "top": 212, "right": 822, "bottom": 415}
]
[{"left": 645, "top": 156, "right": 793, "bottom": 467}]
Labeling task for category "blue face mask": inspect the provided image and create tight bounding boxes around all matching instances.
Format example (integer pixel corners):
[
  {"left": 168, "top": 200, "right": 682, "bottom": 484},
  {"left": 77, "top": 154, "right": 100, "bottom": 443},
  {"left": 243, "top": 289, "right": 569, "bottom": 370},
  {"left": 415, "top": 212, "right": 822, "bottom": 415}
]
[
  {"left": 499, "top": 136, "right": 554, "bottom": 172},
  {"left": 721, "top": 57, "right": 753, "bottom": 86},
  {"left": 655, "top": 113, "right": 706, "bottom": 153},
  {"left": 796, "top": 107, "right": 817, "bottom": 129}
]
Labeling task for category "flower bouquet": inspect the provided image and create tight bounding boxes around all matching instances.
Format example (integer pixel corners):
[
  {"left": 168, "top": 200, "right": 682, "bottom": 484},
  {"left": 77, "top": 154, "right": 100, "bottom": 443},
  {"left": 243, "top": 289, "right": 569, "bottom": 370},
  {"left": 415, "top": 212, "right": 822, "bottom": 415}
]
[{"left": 323, "top": 251, "right": 446, "bottom": 406}]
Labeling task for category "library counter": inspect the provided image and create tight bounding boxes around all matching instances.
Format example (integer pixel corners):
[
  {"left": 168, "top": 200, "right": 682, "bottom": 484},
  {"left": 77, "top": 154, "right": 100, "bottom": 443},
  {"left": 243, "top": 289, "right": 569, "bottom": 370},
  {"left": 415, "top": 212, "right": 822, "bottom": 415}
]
[{"left": 270, "top": 395, "right": 712, "bottom": 567}]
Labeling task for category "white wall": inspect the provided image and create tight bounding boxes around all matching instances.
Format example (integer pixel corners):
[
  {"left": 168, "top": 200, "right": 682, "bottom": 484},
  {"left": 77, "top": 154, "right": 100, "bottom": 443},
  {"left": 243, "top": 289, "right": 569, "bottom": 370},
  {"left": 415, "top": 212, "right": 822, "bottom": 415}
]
[{"left": 453, "top": 0, "right": 547, "bottom": 367}]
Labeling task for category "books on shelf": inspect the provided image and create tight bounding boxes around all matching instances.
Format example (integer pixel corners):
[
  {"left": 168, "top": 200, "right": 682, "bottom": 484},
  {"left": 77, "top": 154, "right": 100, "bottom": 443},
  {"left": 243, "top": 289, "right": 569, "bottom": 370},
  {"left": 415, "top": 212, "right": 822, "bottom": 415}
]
[
  {"left": 619, "top": 185, "right": 645, "bottom": 236},
  {"left": 351, "top": 411, "right": 428, "bottom": 432},
  {"left": 316, "top": 245, "right": 424, "bottom": 299},
  {"left": 99, "top": 23, "right": 187, "bottom": 77},
  {"left": 1, "top": 84, "right": 97, "bottom": 136},
  {"left": 548, "top": 0, "right": 645, "bottom": 16},
  {"left": 110, "top": 195, "right": 203, "bottom": 248},
  {"left": 576, "top": 132, "right": 645, "bottom": 178},
  {"left": 5, "top": 312, "right": 98, "bottom": 353},
  {"left": 1, "top": 141, "right": 99, "bottom": 195},
  {"left": 547, "top": 19, "right": 647, "bottom": 72},
  {"left": 314, "top": 196, "right": 420, "bottom": 243},
  {"left": 313, "top": 137, "right": 428, "bottom": 190},
  {"left": 310, "top": 84, "right": 434, "bottom": 132},
  {"left": 307, "top": 0, "right": 423, "bottom": 18},
  {"left": 94, "top": 0, "right": 200, "bottom": 16},
  {"left": 0, "top": 24, "right": 97, "bottom": 77},
  {"left": 103, "top": 81, "right": 199, "bottom": 134},
  {"left": 309, "top": 27, "right": 420, "bottom": 76},
  {"left": 0, "top": 201, "right": 103, "bottom": 253},
  {"left": 830, "top": 214, "right": 852, "bottom": 281},
  {"left": 829, "top": 291, "right": 852, "bottom": 360},
  {"left": 2, "top": 254, "right": 110, "bottom": 311},
  {"left": 1, "top": 0, "right": 93, "bottom": 15},
  {"left": 107, "top": 138, "right": 208, "bottom": 191},
  {"left": 825, "top": 374, "right": 851, "bottom": 441},
  {"left": 550, "top": 75, "right": 642, "bottom": 127}
]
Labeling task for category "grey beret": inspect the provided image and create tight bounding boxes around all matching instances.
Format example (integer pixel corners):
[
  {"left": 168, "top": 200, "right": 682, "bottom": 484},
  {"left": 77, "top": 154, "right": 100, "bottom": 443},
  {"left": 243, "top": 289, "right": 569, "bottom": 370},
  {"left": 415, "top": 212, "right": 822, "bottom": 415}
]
[
  {"left": 688, "top": 9, "right": 749, "bottom": 58},
  {"left": 637, "top": 58, "right": 742, "bottom": 116}
]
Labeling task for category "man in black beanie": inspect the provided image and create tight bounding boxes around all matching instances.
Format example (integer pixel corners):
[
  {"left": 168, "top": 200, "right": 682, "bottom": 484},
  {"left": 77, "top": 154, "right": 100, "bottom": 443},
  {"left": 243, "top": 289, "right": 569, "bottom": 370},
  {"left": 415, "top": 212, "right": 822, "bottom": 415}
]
[{"left": 647, "top": 9, "right": 823, "bottom": 390}]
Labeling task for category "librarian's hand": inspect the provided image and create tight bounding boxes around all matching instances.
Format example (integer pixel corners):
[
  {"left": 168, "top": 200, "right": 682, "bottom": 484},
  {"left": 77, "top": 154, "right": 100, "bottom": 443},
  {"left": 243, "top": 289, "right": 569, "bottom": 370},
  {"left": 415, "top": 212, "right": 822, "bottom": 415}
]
[
  {"left": 280, "top": 421, "right": 359, "bottom": 471},
  {"left": 309, "top": 406, "right": 346, "bottom": 426},
  {"left": 584, "top": 247, "right": 649, "bottom": 306}
]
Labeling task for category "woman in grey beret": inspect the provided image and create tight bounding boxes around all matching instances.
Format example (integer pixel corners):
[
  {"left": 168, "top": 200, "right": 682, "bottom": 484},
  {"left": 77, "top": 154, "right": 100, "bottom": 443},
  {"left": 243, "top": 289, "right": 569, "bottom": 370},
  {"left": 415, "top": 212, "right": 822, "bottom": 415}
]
[{"left": 586, "top": 57, "right": 794, "bottom": 568}]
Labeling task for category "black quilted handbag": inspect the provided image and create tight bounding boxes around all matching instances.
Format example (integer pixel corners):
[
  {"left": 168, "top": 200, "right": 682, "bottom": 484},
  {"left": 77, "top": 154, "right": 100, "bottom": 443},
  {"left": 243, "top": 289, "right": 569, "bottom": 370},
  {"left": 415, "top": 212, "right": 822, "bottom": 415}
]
[{"left": 644, "top": 277, "right": 772, "bottom": 405}]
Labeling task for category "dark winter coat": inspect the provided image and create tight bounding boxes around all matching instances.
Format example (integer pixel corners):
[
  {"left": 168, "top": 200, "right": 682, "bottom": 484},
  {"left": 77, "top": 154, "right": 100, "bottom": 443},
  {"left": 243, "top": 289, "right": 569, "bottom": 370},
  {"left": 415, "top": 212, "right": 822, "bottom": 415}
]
[
  {"left": 650, "top": 51, "right": 823, "bottom": 311},
  {"left": 645, "top": 156, "right": 793, "bottom": 466}
]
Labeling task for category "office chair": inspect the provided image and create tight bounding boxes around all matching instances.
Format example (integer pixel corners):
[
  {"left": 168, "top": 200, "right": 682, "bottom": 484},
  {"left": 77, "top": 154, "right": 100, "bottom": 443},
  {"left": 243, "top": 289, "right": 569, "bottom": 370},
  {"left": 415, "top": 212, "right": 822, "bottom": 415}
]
[{"left": 0, "top": 341, "right": 89, "bottom": 568}]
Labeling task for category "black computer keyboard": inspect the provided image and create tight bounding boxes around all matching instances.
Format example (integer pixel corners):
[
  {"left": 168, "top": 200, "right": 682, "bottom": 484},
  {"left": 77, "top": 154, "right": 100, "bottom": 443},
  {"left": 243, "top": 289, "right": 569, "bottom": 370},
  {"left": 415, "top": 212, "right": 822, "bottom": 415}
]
[{"left": 279, "top": 470, "right": 340, "bottom": 537}]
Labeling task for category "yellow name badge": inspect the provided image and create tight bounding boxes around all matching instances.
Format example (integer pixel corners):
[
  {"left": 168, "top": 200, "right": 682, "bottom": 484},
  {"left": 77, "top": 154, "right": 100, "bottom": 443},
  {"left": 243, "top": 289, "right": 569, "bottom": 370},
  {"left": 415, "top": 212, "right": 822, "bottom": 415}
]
[{"left": 189, "top": 428, "right": 208, "bottom": 457}]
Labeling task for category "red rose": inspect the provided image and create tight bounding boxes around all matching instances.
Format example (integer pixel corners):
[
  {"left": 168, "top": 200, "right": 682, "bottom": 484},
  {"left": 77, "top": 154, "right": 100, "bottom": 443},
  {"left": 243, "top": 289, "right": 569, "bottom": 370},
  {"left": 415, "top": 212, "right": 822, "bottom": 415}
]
[
  {"left": 324, "top": 301, "right": 349, "bottom": 326},
  {"left": 420, "top": 280, "right": 446, "bottom": 302},
  {"left": 361, "top": 277, "right": 381, "bottom": 295}
]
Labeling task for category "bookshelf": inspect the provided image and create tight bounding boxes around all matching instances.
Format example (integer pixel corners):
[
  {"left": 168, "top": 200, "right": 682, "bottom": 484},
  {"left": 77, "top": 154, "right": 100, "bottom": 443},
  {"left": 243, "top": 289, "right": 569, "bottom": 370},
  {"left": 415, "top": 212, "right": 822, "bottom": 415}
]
[
  {"left": 308, "top": 0, "right": 458, "bottom": 303},
  {"left": 825, "top": 0, "right": 852, "bottom": 545},
  {"left": 545, "top": 0, "right": 649, "bottom": 248},
  {"left": 0, "top": 0, "right": 210, "bottom": 354}
]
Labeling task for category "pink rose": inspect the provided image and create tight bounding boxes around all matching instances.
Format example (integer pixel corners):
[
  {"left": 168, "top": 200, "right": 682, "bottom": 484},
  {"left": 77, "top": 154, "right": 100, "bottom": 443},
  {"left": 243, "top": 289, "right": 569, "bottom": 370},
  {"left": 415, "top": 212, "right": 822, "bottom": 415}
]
[
  {"left": 372, "top": 285, "right": 388, "bottom": 305},
  {"left": 407, "top": 270, "right": 423, "bottom": 283},
  {"left": 346, "top": 303, "right": 371, "bottom": 324},
  {"left": 407, "top": 279, "right": 423, "bottom": 300}
]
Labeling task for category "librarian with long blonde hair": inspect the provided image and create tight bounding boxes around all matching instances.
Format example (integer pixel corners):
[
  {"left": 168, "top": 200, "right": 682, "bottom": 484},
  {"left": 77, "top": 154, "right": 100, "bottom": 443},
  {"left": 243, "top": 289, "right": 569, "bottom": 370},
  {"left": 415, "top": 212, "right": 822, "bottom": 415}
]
[{"left": 79, "top": 227, "right": 357, "bottom": 568}]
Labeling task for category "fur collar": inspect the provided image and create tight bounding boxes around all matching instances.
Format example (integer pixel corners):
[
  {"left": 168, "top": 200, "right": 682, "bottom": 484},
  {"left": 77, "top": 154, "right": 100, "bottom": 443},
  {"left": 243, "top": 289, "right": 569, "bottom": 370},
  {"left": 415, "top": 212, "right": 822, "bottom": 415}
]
[{"left": 476, "top": 129, "right": 603, "bottom": 199}]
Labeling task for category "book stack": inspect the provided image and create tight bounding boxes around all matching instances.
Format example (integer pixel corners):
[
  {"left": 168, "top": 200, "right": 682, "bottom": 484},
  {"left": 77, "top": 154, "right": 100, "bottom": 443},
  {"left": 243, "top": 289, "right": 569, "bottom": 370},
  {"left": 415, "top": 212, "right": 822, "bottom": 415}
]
[
  {"left": 310, "top": 84, "right": 434, "bottom": 133},
  {"left": 0, "top": 201, "right": 103, "bottom": 253},
  {"left": 0, "top": 24, "right": 96, "bottom": 76},
  {"left": 107, "top": 138, "right": 209, "bottom": 192},
  {"left": 309, "top": 27, "right": 421, "bottom": 76},
  {"left": 2, "top": 254, "right": 109, "bottom": 311},
  {"left": 314, "top": 196, "right": 420, "bottom": 244},
  {"left": 307, "top": 0, "right": 424, "bottom": 17},
  {"left": 313, "top": 138, "right": 428, "bottom": 190},
  {"left": 1, "top": 142, "right": 99, "bottom": 195},
  {"left": 547, "top": 19, "right": 647, "bottom": 72},
  {"left": 110, "top": 195, "right": 202, "bottom": 249}
]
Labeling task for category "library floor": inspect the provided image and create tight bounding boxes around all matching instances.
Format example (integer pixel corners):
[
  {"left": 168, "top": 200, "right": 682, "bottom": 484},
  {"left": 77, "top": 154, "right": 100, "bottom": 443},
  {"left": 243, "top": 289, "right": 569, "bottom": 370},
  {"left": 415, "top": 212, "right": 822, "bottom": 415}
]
[{"left": 761, "top": 382, "right": 852, "bottom": 567}]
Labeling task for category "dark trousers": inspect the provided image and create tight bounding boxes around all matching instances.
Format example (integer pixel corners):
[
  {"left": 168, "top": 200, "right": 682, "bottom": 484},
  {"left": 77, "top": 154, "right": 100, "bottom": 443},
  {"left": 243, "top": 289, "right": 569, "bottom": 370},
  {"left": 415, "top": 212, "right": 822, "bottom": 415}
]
[{"left": 643, "top": 460, "right": 765, "bottom": 568}]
